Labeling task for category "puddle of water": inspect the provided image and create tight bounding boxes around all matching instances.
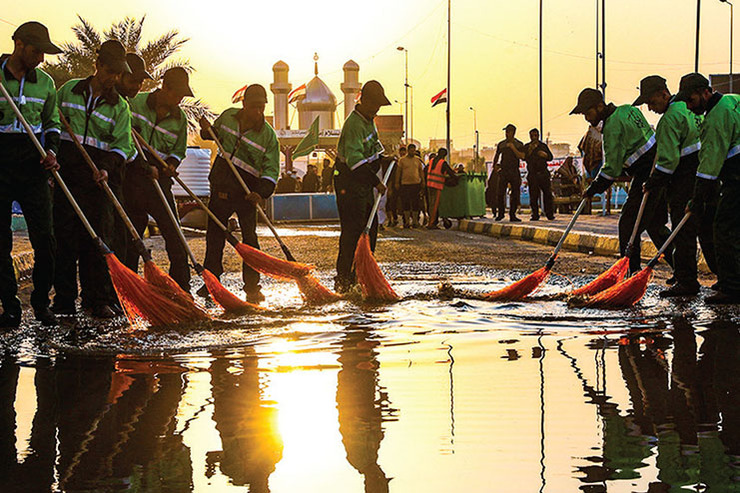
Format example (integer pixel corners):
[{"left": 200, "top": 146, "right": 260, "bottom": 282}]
[{"left": 0, "top": 266, "right": 738, "bottom": 492}]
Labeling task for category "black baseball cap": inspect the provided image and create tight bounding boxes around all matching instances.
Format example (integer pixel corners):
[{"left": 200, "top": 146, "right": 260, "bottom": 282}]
[
  {"left": 242, "top": 84, "right": 267, "bottom": 104},
  {"left": 570, "top": 88, "right": 604, "bottom": 115},
  {"left": 503, "top": 123, "right": 516, "bottom": 131},
  {"left": 97, "top": 40, "right": 131, "bottom": 74},
  {"left": 675, "top": 73, "right": 711, "bottom": 102},
  {"left": 163, "top": 67, "right": 194, "bottom": 97},
  {"left": 12, "top": 21, "right": 61, "bottom": 55},
  {"left": 633, "top": 75, "right": 668, "bottom": 106},
  {"left": 360, "top": 80, "right": 391, "bottom": 106},
  {"left": 125, "top": 53, "right": 152, "bottom": 80}
]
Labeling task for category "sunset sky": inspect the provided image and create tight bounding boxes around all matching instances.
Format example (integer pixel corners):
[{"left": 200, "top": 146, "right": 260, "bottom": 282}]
[{"left": 1, "top": 0, "right": 734, "bottom": 149}]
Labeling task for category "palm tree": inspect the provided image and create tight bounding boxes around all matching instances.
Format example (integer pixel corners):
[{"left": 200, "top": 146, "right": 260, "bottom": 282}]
[{"left": 43, "top": 15, "right": 215, "bottom": 132}]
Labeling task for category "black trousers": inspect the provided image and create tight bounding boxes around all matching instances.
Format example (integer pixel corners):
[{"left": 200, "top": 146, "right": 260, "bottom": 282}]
[
  {"left": 334, "top": 177, "right": 378, "bottom": 285},
  {"left": 485, "top": 171, "right": 500, "bottom": 216},
  {"left": 714, "top": 174, "right": 740, "bottom": 296},
  {"left": 386, "top": 186, "right": 400, "bottom": 223},
  {"left": 0, "top": 142, "right": 55, "bottom": 314},
  {"left": 527, "top": 170, "right": 554, "bottom": 219},
  {"left": 668, "top": 155, "right": 717, "bottom": 285},
  {"left": 619, "top": 164, "right": 672, "bottom": 273},
  {"left": 497, "top": 169, "right": 521, "bottom": 218},
  {"left": 203, "top": 190, "right": 260, "bottom": 292},
  {"left": 400, "top": 183, "right": 422, "bottom": 212},
  {"left": 53, "top": 180, "right": 114, "bottom": 309},
  {"left": 123, "top": 173, "right": 190, "bottom": 292}
]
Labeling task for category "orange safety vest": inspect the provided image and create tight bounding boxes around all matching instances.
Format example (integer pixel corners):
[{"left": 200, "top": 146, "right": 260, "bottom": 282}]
[{"left": 427, "top": 157, "right": 446, "bottom": 190}]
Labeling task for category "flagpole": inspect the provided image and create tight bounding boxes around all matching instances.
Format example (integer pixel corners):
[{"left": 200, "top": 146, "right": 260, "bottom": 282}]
[{"left": 446, "top": 0, "right": 451, "bottom": 154}]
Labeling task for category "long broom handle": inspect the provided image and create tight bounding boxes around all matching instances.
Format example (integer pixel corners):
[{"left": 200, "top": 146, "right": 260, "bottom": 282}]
[
  {"left": 132, "top": 130, "right": 239, "bottom": 246},
  {"left": 0, "top": 81, "right": 103, "bottom": 246},
  {"left": 205, "top": 126, "right": 296, "bottom": 261},
  {"left": 131, "top": 136, "right": 202, "bottom": 271},
  {"left": 58, "top": 111, "right": 149, "bottom": 258},
  {"left": 546, "top": 198, "right": 587, "bottom": 268},
  {"left": 626, "top": 151, "right": 660, "bottom": 252},
  {"left": 363, "top": 160, "right": 397, "bottom": 234},
  {"left": 647, "top": 212, "right": 691, "bottom": 268}
]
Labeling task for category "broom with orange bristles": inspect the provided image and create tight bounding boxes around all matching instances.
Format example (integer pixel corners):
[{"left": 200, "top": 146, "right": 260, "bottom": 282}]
[
  {"left": 204, "top": 124, "right": 341, "bottom": 303},
  {"left": 58, "top": 112, "right": 209, "bottom": 321},
  {"left": 131, "top": 133, "right": 260, "bottom": 313},
  {"left": 485, "top": 198, "right": 588, "bottom": 301},
  {"left": 0, "top": 81, "right": 208, "bottom": 327},
  {"left": 353, "top": 160, "right": 400, "bottom": 302},
  {"left": 584, "top": 212, "right": 691, "bottom": 309}
]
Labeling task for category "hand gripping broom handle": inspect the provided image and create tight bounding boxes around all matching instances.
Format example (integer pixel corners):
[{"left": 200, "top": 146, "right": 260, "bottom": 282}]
[
  {"left": 626, "top": 151, "right": 660, "bottom": 254},
  {"left": 546, "top": 198, "right": 587, "bottom": 269},
  {"left": 57, "top": 111, "right": 150, "bottom": 259},
  {"left": 132, "top": 130, "right": 241, "bottom": 249},
  {"left": 363, "top": 159, "right": 397, "bottom": 234},
  {"left": 206, "top": 126, "right": 296, "bottom": 261},
  {"left": 131, "top": 136, "right": 203, "bottom": 272},
  {"left": 0, "top": 81, "right": 107, "bottom": 252},
  {"left": 646, "top": 212, "right": 691, "bottom": 268}
]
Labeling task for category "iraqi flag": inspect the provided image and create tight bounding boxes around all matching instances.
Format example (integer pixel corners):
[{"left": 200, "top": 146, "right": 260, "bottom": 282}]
[
  {"left": 288, "top": 83, "right": 307, "bottom": 104},
  {"left": 232, "top": 84, "right": 248, "bottom": 103},
  {"left": 431, "top": 88, "right": 447, "bottom": 107}
]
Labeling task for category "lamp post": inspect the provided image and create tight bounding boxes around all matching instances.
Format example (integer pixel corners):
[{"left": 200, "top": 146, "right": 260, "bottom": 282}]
[
  {"left": 696, "top": 0, "right": 701, "bottom": 72},
  {"left": 469, "top": 106, "right": 479, "bottom": 171},
  {"left": 397, "top": 46, "right": 409, "bottom": 144},
  {"left": 721, "top": 0, "right": 734, "bottom": 93}
]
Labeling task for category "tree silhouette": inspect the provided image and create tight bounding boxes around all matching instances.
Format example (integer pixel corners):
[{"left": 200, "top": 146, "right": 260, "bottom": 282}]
[{"left": 43, "top": 15, "right": 215, "bottom": 132}]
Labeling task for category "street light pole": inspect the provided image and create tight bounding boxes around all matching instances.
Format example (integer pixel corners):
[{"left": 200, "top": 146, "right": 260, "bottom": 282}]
[
  {"left": 469, "top": 106, "right": 478, "bottom": 170},
  {"left": 539, "top": 0, "right": 544, "bottom": 135},
  {"left": 696, "top": 0, "right": 701, "bottom": 72},
  {"left": 721, "top": 0, "right": 734, "bottom": 93},
  {"left": 397, "top": 46, "right": 409, "bottom": 144}
]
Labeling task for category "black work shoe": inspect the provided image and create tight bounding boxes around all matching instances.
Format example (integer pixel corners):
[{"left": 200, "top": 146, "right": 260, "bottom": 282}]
[
  {"left": 244, "top": 288, "right": 266, "bottom": 304},
  {"left": 665, "top": 276, "right": 677, "bottom": 286},
  {"left": 0, "top": 312, "right": 21, "bottom": 329},
  {"left": 495, "top": 216, "right": 504, "bottom": 222},
  {"left": 51, "top": 302, "right": 76, "bottom": 315},
  {"left": 710, "top": 281, "right": 721, "bottom": 291},
  {"left": 546, "top": 215, "right": 555, "bottom": 221},
  {"left": 34, "top": 307, "right": 58, "bottom": 327},
  {"left": 91, "top": 305, "right": 117, "bottom": 319},
  {"left": 195, "top": 284, "right": 210, "bottom": 298},
  {"left": 530, "top": 216, "right": 540, "bottom": 221},
  {"left": 659, "top": 283, "right": 700, "bottom": 298},
  {"left": 705, "top": 291, "right": 740, "bottom": 305},
  {"left": 510, "top": 216, "right": 522, "bottom": 223}
]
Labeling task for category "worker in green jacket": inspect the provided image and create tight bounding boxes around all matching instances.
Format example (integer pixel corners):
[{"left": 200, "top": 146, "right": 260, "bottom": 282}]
[
  {"left": 571, "top": 88, "right": 673, "bottom": 275},
  {"left": 198, "top": 84, "right": 280, "bottom": 303},
  {"left": 333, "top": 80, "right": 393, "bottom": 293},
  {"left": 635, "top": 75, "right": 716, "bottom": 297},
  {"left": 124, "top": 67, "right": 191, "bottom": 292},
  {"left": 0, "top": 22, "right": 62, "bottom": 328},
  {"left": 678, "top": 73, "right": 740, "bottom": 304},
  {"left": 52, "top": 40, "right": 134, "bottom": 319}
]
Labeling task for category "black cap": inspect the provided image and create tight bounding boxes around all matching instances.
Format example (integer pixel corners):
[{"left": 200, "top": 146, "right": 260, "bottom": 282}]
[
  {"left": 570, "top": 88, "right": 604, "bottom": 115},
  {"left": 125, "top": 53, "right": 152, "bottom": 80},
  {"left": 242, "top": 84, "right": 267, "bottom": 104},
  {"left": 503, "top": 123, "right": 516, "bottom": 132},
  {"left": 163, "top": 67, "right": 194, "bottom": 97},
  {"left": 633, "top": 75, "right": 668, "bottom": 106},
  {"left": 675, "top": 73, "right": 711, "bottom": 102},
  {"left": 13, "top": 21, "right": 61, "bottom": 55},
  {"left": 360, "top": 80, "right": 391, "bottom": 106},
  {"left": 97, "top": 40, "right": 131, "bottom": 74}
]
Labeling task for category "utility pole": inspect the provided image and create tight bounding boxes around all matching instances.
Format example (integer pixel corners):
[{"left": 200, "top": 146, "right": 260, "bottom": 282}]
[
  {"left": 397, "top": 46, "right": 409, "bottom": 144},
  {"left": 601, "top": 0, "right": 606, "bottom": 97},
  {"left": 539, "top": 0, "right": 544, "bottom": 135},
  {"left": 446, "top": 0, "right": 451, "bottom": 154},
  {"left": 596, "top": 0, "right": 600, "bottom": 89},
  {"left": 721, "top": 0, "right": 734, "bottom": 92},
  {"left": 696, "top": 0, "right": 701, "bottom": 72},
  {"left": 470, "top": 106, "right": 478, "bottom": 171}
]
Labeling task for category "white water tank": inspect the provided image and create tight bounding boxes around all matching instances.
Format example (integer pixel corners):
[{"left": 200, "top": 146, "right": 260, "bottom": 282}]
[{"left": 172, "top": 147, "right": 211, "bottom": 198}]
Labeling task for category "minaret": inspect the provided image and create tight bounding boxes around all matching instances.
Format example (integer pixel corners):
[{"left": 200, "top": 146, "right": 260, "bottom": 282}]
[
  {"left": 270, "top": 60, "right": 291, "bottom": 130},
  {"left": 341, "top": 60, "right": 361, "bottom": 121}
]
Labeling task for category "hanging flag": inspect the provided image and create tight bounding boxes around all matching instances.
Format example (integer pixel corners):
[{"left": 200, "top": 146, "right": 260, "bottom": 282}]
[
  {"left": 431, "top": 88, "right": 447, "bottom": 107},
  {"left": 232, "top": 84, "right": 248, "bottom": 104},
  {"left": 293, "top": 116, "right": 320, "bottom": 158},
  {"left": 288, "top": 83, "right": 307, "bottom": 104}
]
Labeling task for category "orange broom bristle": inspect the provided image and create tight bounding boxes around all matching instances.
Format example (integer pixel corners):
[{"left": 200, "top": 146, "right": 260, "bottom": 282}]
[
  {"left": 234, "top": 243, "right": 314, "bottom": 281},
  {"left": 584, "top": 267, "right": 654, "bottom": 309},
  {"left": 105, "top": 253, "right": 210, "bottom": 327},
  {"left": 353, "top": 233, "right": 399, "bottom": 302},
  {"left": 143, "top": 260, "right": 194, "bottom": 303},
  {"left": 571, "top": 256, "right": 630, "bottom": 297},
  {"left": 202, "top": 269, "right": 260, "bottom": 313},
  {"left": 485, "top": 266, "right": 550, "bottom": 301},
  {"left": 295, "top": 274, "right": 342, "bottom": 305}
]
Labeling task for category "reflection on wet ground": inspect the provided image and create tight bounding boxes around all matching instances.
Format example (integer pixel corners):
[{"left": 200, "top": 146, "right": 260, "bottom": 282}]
[{"left": 0, "top": 263, "right": 738, "bottom": 492}]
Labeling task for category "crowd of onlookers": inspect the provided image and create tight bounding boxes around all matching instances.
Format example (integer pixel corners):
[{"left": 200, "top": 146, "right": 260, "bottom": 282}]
[{"left": 275, "top": 158, "right": 336, "bottom": 194}]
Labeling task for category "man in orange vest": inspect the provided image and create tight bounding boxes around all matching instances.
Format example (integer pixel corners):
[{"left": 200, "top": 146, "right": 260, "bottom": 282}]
[{"left": 425, "top": 148, "right": 456, "bottom": 229}]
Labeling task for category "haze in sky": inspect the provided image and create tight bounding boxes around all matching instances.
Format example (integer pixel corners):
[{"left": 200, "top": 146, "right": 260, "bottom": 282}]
[{"left": 0, "top": 0, "right": 734, "bottom": 149}]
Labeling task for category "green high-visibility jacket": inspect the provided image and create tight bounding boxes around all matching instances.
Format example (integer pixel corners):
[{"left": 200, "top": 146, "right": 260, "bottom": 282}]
[
  {"left": 0, "top": 55, "right": 60, "bottom": 154},
  {"left": 211, "top": 108, "right": 279, "bottom": 186},
  {"left": 130, "top": 90, "right": 188, "bottom": 165},
  {"left": 335, "top": 108, "right": 384, "bottom": 189},
  {"left": 696, "top": 93, "right": 740, "bottom": 181},
  {"left": 57, "top": 77, "right": 134, "bottom": 164},
  {"left": 654, "top": 99, "right": 702, "bottom": 175},
  {"left": 600, "top": 104, "right": 656, "bottom": 180}
]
